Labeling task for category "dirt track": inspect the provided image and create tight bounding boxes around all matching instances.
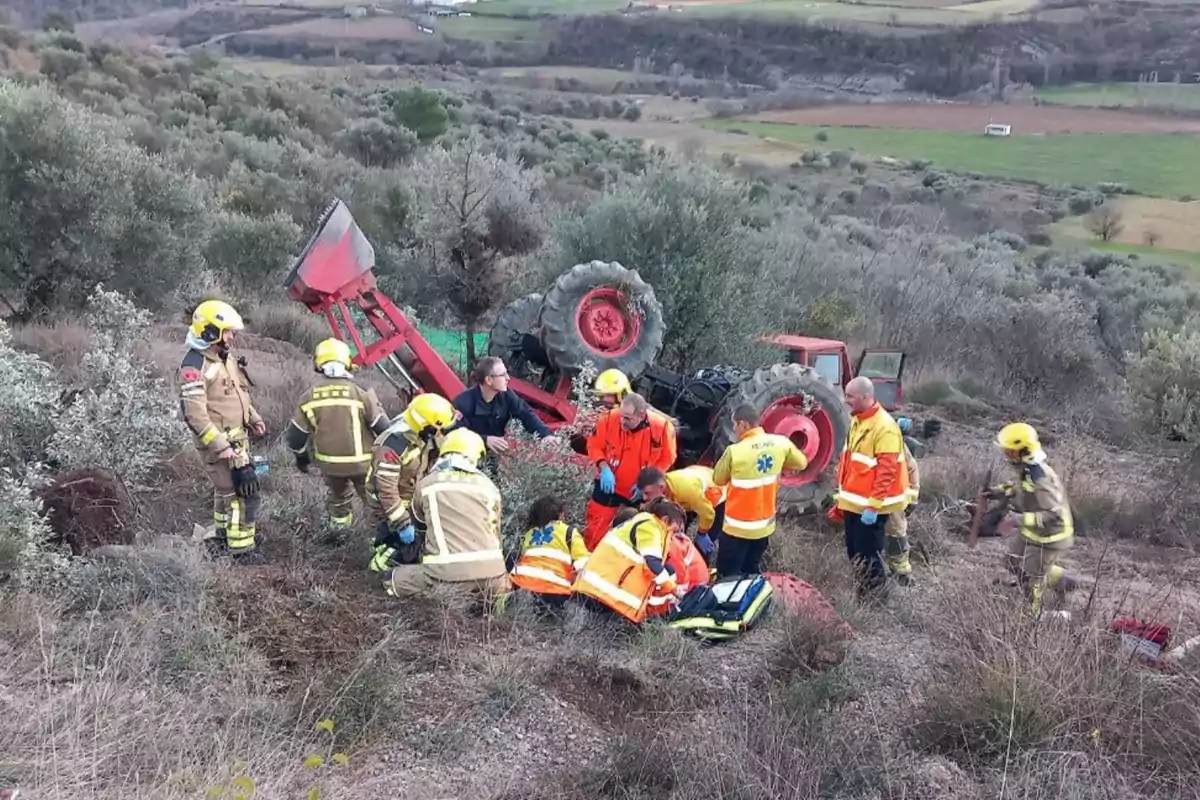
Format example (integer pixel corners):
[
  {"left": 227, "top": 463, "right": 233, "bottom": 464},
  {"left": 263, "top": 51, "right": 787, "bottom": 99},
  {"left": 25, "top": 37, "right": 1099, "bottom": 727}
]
[{"left": 753, "top": 103, "right": 1200, "bottom": 134}]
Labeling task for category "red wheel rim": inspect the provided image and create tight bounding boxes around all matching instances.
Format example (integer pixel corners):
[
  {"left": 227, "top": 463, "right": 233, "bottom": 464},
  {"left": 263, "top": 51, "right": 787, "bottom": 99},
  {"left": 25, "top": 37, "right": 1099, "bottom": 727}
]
[
  {"left": 758, "top": 396, "right": 836, "bottom": 487},
  {"left": 574, "top": 287, "right": 640, "bottom": 358}
]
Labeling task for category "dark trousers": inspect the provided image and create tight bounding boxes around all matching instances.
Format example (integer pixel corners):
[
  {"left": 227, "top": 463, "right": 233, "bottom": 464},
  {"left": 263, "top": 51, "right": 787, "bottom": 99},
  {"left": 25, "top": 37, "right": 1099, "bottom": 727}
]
[
  {"left": 715, "top": 533, "right": 769, "bottom": 579},
  {"left": 844, "top": 511, "right": 888, "bottom": 594}
]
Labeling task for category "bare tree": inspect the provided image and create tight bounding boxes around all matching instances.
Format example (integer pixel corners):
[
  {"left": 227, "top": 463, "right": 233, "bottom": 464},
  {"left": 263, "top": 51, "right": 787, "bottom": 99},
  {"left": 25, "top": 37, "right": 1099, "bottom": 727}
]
[
  {"left": 1085, "top": 204, "right": 1125, "bottom": 242},
  {"left": 1143, "top": 227, "right": 1162, "bottom": 247},
  {"left": 409, "top": 135, "right": 547, "bottom": 369}
]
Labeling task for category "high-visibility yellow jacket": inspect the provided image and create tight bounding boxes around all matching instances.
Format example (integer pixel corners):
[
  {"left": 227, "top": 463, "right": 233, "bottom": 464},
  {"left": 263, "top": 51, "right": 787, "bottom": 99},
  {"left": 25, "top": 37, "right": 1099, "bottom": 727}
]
[
  {"left": 712, "top": 427, "right": 808, "bottom": 540},
  {"left": 1010, "top": 453, "right": 1073, "bottom": 547},
  {"left": 572, "top": 512, "right": 676, "bottom": 623},
  {"left": 665, "top": 466, "right": 725, "bottom": 534},
  {"left": 285, "top": 377, "right": 390, "bottom": 478},
  {"left": 835, "top": 403, "right": 910, "bottom": 515},
  {"left": 510, "top": 520, "right": 590, "bottom": 596}
]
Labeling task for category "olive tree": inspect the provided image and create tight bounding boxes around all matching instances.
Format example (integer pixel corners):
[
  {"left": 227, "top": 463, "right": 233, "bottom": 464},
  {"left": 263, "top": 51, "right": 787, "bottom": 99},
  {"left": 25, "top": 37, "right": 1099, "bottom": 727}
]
[
  {"left": 1128, "top": 326, "right": 1200, "bottom": 445},
  {"left": 407, "top": 134, "right": 546, "bottom": 367}
]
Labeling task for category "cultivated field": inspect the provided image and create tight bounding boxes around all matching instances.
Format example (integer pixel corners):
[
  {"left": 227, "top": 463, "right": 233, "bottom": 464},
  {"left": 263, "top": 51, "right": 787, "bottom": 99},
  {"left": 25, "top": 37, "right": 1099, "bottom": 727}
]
[
  {"left": 752, "top": 102, "right": 1200, "bottom": 134},
  {"left": 1036, "top": 81, "right": 1200, "bottom": 111},
  {"left": 250, "top": 16, "right": 425, "bottom": 41},
  {"left": 706, "top": 118, "right": 1200, "bottom": 197},
  {"left": 1055, "top": 196, "right": 1200, "bottom": 254}
]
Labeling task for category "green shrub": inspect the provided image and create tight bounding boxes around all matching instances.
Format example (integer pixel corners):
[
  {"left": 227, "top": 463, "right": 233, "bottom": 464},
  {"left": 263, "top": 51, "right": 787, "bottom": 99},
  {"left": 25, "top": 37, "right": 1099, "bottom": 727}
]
[{"left": 1127, "top": 326, "right": 1200, "bottom": 444}]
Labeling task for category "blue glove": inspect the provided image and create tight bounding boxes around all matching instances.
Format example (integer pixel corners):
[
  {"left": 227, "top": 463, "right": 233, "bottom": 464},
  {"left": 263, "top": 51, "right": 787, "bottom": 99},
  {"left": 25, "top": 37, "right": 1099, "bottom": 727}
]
[
  {"left": 897, "top": 417, "right": 912, "bottom": 434},
  {"left": 629, "top": 485, "right": 642, "bottom": 503},
  {"left": 397, "top": 524, "right": 415, "bottom": 545},
  {"left": 695, "top": 533, "right": 715, "bottom": 557},
  {"left": 598, "top": 463, "right": 615, "bottom": 494},
  {"left": 861, "top": 508, "right": 879, "bottom": 525}
]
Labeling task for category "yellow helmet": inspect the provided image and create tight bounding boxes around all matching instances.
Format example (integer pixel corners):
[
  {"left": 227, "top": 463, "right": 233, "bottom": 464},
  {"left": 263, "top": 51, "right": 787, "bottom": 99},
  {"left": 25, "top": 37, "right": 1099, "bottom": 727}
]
[
  {"left": 997, "top": 422, "right": 1039, "bottom": 452},
  {"left": 190, "top": 300, "right": 244, "bottom": 343},
  {"left": 594, "top": 368, "right": 631, "bottom": 399},
  {"left": 402, "top": 393, "right": 456, "bottom": 435},
  {"left": 314, "top": 338, "right": 352, "bottom": 370},
  {"left": 439, "top": 427, "right": 486, "bottom": 466}
]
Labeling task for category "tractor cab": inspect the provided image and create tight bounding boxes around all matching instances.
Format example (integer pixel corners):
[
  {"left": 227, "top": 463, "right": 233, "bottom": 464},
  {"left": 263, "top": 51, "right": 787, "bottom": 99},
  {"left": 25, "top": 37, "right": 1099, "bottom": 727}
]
[{"left": 763, "top": 335, "right": 906, "bottom": 412}]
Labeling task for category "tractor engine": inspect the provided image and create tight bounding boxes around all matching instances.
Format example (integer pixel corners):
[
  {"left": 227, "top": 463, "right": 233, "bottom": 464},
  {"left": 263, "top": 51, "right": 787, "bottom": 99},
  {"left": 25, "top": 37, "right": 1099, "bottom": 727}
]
[{"left": 635, "top": 365, "right": 749, "bottom": 465}]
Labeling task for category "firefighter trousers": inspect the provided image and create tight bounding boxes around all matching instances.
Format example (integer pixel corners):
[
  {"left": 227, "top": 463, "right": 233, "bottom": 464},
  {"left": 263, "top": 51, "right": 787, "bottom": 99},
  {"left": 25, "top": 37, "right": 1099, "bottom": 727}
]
[
  {"left": 204, "top": 455, "right": 259, "bottom": 553},
  {"left": 1006, "top": 535, "right": 1068, "bottom": 614},
  {"left": 322, "top": 473, "right": 371, "bottom": 527},
  {"left": 883, "top": 512, "right": 912, "bottom": 577}
]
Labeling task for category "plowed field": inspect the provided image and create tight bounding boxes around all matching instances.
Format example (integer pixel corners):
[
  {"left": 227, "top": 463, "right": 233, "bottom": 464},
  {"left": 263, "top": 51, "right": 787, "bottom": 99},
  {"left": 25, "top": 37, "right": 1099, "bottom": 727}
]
[{"left": 752, "top": 103, "right": 1200, "bottom": 134}]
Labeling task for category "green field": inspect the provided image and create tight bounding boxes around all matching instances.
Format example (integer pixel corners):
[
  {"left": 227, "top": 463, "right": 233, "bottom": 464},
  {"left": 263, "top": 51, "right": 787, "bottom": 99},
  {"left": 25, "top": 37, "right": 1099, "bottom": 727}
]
[
  {"left": 438, "top": 15, "right": 544, "bottom": 41},
  {"left": 705, "top": 119, "right": 1200, "bottom": 197},
  {"left": 1036, "top": 82, "right": 1200, "bottom": 111},
  {"left": 1054, "top": 238, "right": 1200, "bottom": 271}
]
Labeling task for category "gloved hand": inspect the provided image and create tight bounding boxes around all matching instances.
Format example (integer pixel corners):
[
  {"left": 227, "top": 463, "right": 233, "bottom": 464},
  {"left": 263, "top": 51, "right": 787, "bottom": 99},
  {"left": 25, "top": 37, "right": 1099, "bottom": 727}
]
[
  {"left": 904, "top": 502, "right": 916, "bottom": 518},
  {"left": 598, "top": 463, "right": 615, "bottom": 494},
  {"left": 375, "top": 518, "right": 392, "bottom": 546},
  {"left": 396, "top": 524, "right": 415, "bottom": 545},
  {"left": 897, "top": 417, "right": 912, "bottom": 434},
  {"left": 629, "top": 485, "right": 642, "bottom": 503},
  {"left": 695, "top": 532, "right": 716, "bottom": 557},
  {"left": 294, "top": 452, "right": 311, "bottom": 474},
  {"left": 231, "top": 463, "right": 260, "bottom": 498},
  {"left": 860, "top": 508, "right": 879, "bottom": 525}
]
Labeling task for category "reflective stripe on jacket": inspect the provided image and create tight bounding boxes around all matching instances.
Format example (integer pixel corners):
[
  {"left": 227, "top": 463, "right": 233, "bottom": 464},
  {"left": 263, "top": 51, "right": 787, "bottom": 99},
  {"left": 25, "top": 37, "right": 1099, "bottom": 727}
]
[
  {"left": 367, "top": 425, "right": 438, "bottom": 527},
  {"left": 287, "top": 377, "right": 389, "bottom": 477},
  {"left": 712, "top": 427, "right": 809, "bottom": 540},
  {"left": 903, "top": 440, "right": 920, "bottom": 503},
  {"left": 572, "top": 512, "right": 675, "bottom": 623},
  {"left": 646, "top": 533, "right": 710, "bottom": 616},
  {"left": 411, "top": 467, "right": 508, "bottom": 584},
  {"left": 510, "top": 520, "right": 590, "bottom": 596},
  {"left": 835, "top": 403, "right": 910, "bottom": 515},
  {"left": 1014, "top": 455, "right": 1074, "bottom": 546},
  {"left": 178, "top": 347, "right": 262, "bottom": 455},
  {"left": 665, "top": 466, "right": 725, "bottom": 533}
]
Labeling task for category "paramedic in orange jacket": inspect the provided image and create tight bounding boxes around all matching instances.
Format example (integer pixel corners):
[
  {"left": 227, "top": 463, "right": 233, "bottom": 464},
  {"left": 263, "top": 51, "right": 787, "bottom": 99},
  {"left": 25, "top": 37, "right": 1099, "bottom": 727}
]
[
  {"left": 584, "top": 392, "right": 678, "bottom": 550},
  {"left": 646, "top": 528, "right": 710, "bottom": 617},
  {"left": 833, "top": 377, "right": 911, "bottom": 598}
]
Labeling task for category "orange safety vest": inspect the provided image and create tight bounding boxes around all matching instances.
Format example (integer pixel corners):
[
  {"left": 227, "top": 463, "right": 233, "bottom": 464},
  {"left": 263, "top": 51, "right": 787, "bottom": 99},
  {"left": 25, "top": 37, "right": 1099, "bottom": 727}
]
[
  {"left": 714, "top": 427, "right": 808, "bottom": 540},
  {"left": 510, "top": 520, "right": 590, "bottom": 597},
  {"left": 572, "top": 512, "right": 675, "bottom": 623},
  {"left": 835, "top": 403, "right": 910, "bottom": 515},
  {"left": 646, "top": 533, "right": 710, "bottom": 616}
]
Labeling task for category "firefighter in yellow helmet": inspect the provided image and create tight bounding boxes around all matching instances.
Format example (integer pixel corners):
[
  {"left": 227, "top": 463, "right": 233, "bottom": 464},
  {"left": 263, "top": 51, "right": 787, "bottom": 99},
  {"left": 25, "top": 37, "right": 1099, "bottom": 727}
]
[
  {"left": 386, "top": 427, "right": 510, "bottom": 602},
  {"left": 366, "top": 392, "right": 456, "bottom": 573},
  {"left": 286, "top": 338, "right": 391, "bottom": 530},
  {"left": 988, "top": 422, "right": 1077, "bottom": 616},
  {"left": 594, "top": 368, "right": 631, "bottom": 410},
  {"left": 178, "top": 300, "right": 266, "bottom": 561}
]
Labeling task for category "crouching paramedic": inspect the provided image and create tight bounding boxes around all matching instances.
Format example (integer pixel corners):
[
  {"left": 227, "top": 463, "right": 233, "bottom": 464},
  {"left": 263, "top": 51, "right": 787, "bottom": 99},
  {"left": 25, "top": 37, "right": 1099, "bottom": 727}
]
[
  {"left": 712, "top": 404, "right": 808, "bottom": 578},
  {"left": 991, "top": 422, "right": 1076, "bottom": 615},
  {"left": 509, "top": 495, "right": 590, "bottom": 607},
  {"left": 637, "top": 465, "right": 726, "bottom": 564},
  {"left": 572, "top": 498, "right": 688, "bottom": 624},
  {"left": 367, "top": 393, "right": 455, "bottom": 573},
  {"left": 286, "top": 338, "right": 390, "bottom": 529},
  {"left": 385, "top": 428, "right": 511, "bottom": 601},
  {"left": 178, "top": 300, "right": 265, "bottom": 559},
  {"left": 584, "top": 392, "right": 678, "bottom": 550},
  {"left": 646, "top": 522, "right": 710, "bottom": 617},
  {"left": 882, "top": 416, "right": 921, "bottom": 587}
]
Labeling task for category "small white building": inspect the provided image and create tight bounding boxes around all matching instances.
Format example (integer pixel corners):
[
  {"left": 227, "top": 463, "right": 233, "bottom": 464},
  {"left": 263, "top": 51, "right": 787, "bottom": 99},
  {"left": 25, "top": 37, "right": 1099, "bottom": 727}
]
[{"left": 984, "top": 123, "right": 1012, "bottom": 137}]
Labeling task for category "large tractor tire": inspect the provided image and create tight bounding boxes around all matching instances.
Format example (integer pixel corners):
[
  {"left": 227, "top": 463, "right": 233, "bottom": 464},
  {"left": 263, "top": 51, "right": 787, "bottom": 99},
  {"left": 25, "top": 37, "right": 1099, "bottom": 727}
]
[
  {"left": 487, "top": 293, "right": 544, "bottom": 379},
  {"left": 714, "top": 364, "right": 851, "bottom": 514},
  {"left": 538, "top": 260, "right": 664, "bottom": 378}
]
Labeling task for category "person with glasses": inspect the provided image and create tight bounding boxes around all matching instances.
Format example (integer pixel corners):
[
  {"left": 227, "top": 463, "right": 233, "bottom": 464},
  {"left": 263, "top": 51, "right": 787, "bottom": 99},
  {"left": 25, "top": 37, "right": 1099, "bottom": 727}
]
[{"left": 452, "top": 357, "right": 556, "bottom": 464}]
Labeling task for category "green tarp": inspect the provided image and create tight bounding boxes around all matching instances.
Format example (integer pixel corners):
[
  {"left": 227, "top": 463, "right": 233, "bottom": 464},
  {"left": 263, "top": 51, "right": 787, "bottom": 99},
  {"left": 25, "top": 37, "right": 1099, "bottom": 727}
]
[{"left": 418, "top": 325, "right": 489, "bottom": 374}]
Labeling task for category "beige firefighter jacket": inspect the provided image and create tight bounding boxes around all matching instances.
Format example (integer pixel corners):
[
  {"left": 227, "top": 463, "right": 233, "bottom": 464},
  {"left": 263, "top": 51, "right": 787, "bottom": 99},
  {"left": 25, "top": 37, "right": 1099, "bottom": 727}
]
[
  {"left": 287, "top": 377, "right": 390, "bottom": 478},
  {"left": 178, "top": 346, "right": 262, "bottom": 455},
  {"left": 368, "top": 425, "right": 439, "bottom": 529},
  {"left": 411, "top": 464, "right": 506, "bottom": 584},
  {"left": 1009, "top": 456, "right": 1074, "bottom": 548}
]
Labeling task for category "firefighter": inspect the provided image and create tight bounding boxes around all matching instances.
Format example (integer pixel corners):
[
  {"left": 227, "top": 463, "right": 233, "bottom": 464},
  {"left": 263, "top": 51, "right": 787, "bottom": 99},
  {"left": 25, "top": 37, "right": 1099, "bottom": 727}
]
[
  {"left": 285, "top": 338, "right": 391, "bottom": 529},
  {"left": 832, "top": 377, "right": 910, "bottom": 598},
  {"left": 178, "top": 300, "right": 265, "bottom": 561},
  {"left": 367, "top": 393, "right": 456, "bottom": 574},
  {"left": 989, "top": 422, "right": 1076, "bottom": 616},
  {"left": 636, "top": 465, "right": 725, "bottom": 562},
  {"left": 509, "top": 495, "right": 590, "bottom": 608},
  {"left": 572, "top": 497, "right": 688, "bottom": 624},
  {"left": 385, "top": 427, "right": 511, "bottom": 602},
  {"left": 583, "top": 392, "right": 678, "bottom": 550},
  {"left": 711, "top": 403, "right": 808, "bottom": 578},
  {"left": 593, "top": 368, "right": 632, "bottom": 410},
  {"left": 883, "top": 416, "right": 921, "bottom": 586}
]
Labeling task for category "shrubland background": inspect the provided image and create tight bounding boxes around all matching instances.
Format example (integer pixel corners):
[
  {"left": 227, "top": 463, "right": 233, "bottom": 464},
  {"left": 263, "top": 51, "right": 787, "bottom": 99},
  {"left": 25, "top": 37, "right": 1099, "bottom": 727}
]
[{"left": 3, "top": 4, "right": 1200, "bottom": 799}]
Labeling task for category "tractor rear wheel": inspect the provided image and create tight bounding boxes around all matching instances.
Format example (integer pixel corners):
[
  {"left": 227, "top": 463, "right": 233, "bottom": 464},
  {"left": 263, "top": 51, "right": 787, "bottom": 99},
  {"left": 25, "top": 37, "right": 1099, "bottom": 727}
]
[
  {"left": 714, "top": 364, "right": 851, "bottom": 514},
  {"left": 488, "top": 292, "right": 543, "bottom": 378},
  {"left": 538, "top": 260, "right": 664, "bottom": 378}
]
